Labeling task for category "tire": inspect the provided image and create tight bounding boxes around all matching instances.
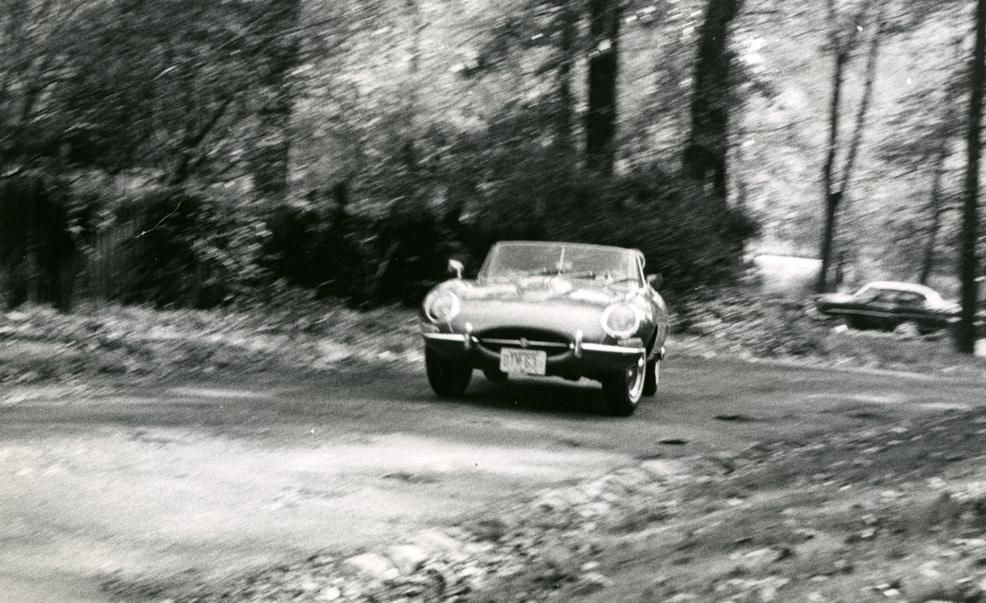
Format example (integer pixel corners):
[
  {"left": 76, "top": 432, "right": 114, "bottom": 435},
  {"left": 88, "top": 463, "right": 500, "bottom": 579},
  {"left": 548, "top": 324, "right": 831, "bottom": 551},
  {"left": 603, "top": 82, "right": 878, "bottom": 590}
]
[
  {"left": 642, "top": 357, "right": 660, "bottom": 397},
  {"left": 482, "top": 367, "right": 509, "bottom": 383},
  {"left": 893, "top": 321, "right": 920, "bottom": 338},
  {"left": 425, "top": 347, "right": 472, "bottom": 397},
  {"left": 602, "top": 354, "right": 646, "bottom": 417}
]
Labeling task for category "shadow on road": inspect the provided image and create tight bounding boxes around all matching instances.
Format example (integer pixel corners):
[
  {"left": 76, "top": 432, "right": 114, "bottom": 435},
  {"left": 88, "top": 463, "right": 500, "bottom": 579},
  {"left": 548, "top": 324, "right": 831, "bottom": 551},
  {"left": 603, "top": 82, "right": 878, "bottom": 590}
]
[{"left": 413, "top": 375, "right": 610, "bottom": 417}]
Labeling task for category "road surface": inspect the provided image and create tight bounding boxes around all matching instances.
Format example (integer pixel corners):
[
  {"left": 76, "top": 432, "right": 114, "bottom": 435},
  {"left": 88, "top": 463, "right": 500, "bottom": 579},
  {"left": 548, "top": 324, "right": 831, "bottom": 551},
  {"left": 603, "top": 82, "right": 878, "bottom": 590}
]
[{"left": 0, "top": 358, "right": 982, "bottom": 601}]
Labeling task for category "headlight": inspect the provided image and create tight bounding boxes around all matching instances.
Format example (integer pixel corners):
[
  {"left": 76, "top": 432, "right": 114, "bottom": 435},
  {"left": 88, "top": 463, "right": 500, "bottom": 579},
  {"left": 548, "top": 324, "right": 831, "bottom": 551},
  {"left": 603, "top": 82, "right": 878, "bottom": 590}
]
[
  {"left": 424, "top": 290, "right": 460, "bottom": 323},
  {"left": 601, "top": 303, "right": 640, "bottom": 338}
]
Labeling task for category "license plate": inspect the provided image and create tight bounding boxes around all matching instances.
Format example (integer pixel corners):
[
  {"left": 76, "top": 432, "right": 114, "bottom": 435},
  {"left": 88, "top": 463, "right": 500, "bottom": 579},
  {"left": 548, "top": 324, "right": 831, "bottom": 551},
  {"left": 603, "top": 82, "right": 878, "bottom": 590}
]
[{"left": 499, "top": 348, "right": 547, "bottom": 375}]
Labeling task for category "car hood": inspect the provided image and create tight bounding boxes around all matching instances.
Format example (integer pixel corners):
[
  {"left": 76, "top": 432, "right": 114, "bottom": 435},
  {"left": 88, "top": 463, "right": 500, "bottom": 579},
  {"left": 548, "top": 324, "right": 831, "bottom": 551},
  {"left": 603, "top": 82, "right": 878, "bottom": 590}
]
[
  {"left": 444, "top": 276, "right": 635, "bottom": 308},
  {"left": 423, "top": 277, "right": 661, "bottom": 342}
]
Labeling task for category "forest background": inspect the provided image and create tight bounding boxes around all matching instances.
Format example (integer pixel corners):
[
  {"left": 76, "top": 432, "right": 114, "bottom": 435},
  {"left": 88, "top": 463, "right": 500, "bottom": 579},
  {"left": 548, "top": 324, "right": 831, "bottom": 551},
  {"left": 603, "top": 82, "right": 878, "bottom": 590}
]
[{"left": 0, "top": 0, "right": 983, "bottom": 350}]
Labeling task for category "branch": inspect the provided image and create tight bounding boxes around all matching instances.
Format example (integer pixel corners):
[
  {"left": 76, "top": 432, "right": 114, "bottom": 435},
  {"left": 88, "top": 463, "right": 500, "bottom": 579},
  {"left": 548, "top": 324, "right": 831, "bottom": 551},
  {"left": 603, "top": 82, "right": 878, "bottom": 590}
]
[
  {"left": 168, "top": 95, "right": 235, "bottom": 185},
  {"left": 838, "top": 5, "right": 885, "bottom": 193}
]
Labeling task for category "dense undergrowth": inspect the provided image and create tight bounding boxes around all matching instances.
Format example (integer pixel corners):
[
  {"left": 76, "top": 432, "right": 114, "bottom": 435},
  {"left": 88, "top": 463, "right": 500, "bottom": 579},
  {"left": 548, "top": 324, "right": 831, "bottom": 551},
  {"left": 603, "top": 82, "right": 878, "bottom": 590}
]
[{"left": 1, "top": 163, "right": 755, "bottom": 312}]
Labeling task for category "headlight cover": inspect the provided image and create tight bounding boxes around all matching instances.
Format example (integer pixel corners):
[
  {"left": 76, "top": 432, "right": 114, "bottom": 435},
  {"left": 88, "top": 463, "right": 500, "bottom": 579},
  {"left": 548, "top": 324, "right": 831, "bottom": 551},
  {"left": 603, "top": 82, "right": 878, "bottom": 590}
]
[
  {"left": 601, "top": 303, "right": 641, "bottom": 339},
  {"left": 424, "top": 290, "right": 460, "bottom": 323}
]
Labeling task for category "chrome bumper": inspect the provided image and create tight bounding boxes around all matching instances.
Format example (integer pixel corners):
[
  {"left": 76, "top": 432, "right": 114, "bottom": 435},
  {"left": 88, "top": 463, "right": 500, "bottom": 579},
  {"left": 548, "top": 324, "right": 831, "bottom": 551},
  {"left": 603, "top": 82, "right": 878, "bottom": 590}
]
[
  {"left": 421, "top": 332, "right": 645, "bottom": 356},
  {"left": 421, "top": 328, "right": 652, "bottom": 379}
]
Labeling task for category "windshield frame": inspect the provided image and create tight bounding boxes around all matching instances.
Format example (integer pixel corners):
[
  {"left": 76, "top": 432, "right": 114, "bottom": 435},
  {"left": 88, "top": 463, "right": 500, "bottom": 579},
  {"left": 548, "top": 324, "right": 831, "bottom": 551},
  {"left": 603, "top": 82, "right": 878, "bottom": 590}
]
[{"left": 478, "top": 241, "right": 644, "bottom": 286}]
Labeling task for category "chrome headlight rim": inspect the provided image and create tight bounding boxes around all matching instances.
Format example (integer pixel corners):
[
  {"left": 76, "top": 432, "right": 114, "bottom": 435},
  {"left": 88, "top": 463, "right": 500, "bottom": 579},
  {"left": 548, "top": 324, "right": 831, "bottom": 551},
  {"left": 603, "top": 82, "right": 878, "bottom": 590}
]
[
  {"left": 424, "top": 290, "right": 461, "bottom": 323},
  {"left": 600, "top": 302, "right": 641, "bottom": 339}
]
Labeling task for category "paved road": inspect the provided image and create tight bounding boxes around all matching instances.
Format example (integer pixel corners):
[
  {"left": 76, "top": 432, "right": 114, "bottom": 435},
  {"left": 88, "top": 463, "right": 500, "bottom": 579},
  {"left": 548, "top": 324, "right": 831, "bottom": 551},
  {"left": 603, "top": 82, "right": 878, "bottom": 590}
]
[{"left": 0, "top": 358, "right": 982, "bottom": 602}]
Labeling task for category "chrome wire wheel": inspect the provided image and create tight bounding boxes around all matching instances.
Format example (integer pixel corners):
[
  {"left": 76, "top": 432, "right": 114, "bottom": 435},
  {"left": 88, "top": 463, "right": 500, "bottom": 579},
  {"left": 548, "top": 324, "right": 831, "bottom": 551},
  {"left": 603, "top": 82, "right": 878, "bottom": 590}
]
[{"left": 627, "top": 355, "right": 645, "bottom": 402}]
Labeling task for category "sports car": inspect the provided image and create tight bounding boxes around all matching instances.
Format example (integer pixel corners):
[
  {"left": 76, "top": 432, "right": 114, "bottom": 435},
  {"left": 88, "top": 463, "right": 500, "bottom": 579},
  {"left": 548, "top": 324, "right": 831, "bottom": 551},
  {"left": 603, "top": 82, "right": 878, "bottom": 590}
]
[{"left": 420, "top": 241, "right": 669, "bottom": 416}]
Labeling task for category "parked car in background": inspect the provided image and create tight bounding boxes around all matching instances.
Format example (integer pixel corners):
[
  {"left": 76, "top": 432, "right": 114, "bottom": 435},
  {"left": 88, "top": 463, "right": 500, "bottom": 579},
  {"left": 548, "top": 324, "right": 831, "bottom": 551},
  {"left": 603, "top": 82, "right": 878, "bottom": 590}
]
[
  {"left": 814, "top": 281, "right": 961, "bottom": 334},
  {"left": 420, "top": 241, "right": 669, "bottom": 416}
]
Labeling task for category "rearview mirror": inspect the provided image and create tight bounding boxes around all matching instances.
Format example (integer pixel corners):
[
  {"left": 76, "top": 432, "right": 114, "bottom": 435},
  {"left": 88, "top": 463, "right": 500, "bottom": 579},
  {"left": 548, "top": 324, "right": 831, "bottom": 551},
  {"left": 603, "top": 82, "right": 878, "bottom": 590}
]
[
  {"left": 647, "top": 273, "right": 663, "bottom": 289},
  {"left": 448, "top": 259, "right": 464, "bottom": 279}
]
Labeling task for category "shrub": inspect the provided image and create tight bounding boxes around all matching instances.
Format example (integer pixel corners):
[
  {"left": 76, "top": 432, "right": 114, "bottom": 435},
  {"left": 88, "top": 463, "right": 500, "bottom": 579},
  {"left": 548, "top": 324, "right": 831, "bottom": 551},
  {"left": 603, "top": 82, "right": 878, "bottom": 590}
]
[{"left": 117, "top": 188, "right": 270, "bottom": 308}]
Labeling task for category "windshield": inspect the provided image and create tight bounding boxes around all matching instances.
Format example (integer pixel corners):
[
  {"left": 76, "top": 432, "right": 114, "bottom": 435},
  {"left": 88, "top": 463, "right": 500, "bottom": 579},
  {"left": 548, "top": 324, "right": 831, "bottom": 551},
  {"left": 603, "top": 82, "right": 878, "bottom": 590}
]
[{"left": 480, "top": 242, "right": 641, "bottom": 284}]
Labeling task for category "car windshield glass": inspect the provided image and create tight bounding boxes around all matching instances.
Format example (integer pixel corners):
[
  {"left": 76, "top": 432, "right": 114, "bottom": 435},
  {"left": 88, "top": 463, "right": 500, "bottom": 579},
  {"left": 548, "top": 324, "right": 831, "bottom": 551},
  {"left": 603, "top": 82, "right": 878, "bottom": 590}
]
[{"left": 480, "top": 242, "right": 639, "bottom": 283}]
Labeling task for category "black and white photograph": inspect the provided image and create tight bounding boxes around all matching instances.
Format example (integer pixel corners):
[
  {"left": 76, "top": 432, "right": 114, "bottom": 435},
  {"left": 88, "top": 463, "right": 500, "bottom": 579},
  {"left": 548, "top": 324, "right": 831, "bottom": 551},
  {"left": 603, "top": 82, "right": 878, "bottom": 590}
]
[{"left": 1, "top": 0, "right": 986, "bottom": 601}]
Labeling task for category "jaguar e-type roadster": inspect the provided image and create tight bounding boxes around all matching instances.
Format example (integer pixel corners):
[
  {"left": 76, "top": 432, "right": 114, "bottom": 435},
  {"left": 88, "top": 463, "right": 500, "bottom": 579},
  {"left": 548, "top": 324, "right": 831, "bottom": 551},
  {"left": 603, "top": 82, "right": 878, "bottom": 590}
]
[{"left": 420, "top": 241, "right": 669, "bottom": 416}]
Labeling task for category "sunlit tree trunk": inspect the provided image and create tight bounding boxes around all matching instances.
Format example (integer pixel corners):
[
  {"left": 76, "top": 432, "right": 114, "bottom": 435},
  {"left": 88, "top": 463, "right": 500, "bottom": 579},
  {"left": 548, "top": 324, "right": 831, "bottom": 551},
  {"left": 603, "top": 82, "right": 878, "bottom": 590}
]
[
  {"left": 818, "top": 36, "right": 847, "bottom": 294},
  {"left": 955, "top": 0, "right": 985, "bottom": 354},
  {"left": 817, "top": 0, "right": 881, "bottom": 293}
]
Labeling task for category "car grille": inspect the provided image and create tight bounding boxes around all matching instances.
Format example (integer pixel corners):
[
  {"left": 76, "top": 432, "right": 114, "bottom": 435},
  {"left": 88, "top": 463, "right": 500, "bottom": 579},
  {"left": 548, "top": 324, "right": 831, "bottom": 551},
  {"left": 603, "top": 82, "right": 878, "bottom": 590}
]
[{"left": 476, "top": 328, "right": 571, "bottom": 356}]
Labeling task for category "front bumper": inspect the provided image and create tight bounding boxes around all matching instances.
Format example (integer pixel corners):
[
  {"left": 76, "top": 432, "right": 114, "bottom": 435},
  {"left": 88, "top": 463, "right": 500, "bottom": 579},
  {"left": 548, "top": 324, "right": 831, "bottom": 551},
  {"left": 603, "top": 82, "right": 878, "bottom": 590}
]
[{"left": 422, "top": 327, "right": 653, "bottom": 380}]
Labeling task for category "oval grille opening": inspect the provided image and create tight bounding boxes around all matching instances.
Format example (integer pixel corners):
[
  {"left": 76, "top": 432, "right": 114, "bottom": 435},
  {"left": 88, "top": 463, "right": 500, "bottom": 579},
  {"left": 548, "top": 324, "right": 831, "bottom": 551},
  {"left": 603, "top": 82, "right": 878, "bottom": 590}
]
[{"left": 477, "top": 328, "right": 570, "bottom": 356}]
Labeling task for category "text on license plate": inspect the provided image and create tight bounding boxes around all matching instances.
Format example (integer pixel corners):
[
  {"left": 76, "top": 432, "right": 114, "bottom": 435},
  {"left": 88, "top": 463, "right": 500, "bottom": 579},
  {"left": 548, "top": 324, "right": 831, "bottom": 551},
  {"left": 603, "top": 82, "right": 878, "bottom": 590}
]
[{"left": 500, "top": 348, "right": 547, "bottom": 375}]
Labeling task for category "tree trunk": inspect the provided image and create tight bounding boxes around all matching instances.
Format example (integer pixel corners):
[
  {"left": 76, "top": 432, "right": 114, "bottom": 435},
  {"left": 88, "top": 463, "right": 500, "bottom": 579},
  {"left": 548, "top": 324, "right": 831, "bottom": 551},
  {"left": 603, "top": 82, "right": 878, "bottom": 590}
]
[
  {"left": 838, "top": 15, "right": 883, "bottom": 192},
  {"left": 817, "top": 4, "right": 882, "bottom": 293},
  {"left": 555, "top": 0, "right": 577, "bottom": 153},
  {"left": 817, "top": 46, "right": 847, "bottom": 293},
  {"left": 818, "top": 190, "right": 842, "bottom": 293},
  {"left": 955, "top": 0, "right": 985, "bottom": 354},
  {"left": 919, "top": 142, "right": 949, "bottom": 285},
  {"left": 586, "top": 0, "right": 620, "bottom": 177},
  {"left": 683, "top": 0, "right": 742, "bottom": 207}
]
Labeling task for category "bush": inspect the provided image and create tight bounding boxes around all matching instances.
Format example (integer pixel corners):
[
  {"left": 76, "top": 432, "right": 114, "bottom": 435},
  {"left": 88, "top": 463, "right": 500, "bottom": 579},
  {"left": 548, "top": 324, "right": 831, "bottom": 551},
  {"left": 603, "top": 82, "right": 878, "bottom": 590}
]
[{"left": 117, "top": 188, "right": 270, "bottom": 308}]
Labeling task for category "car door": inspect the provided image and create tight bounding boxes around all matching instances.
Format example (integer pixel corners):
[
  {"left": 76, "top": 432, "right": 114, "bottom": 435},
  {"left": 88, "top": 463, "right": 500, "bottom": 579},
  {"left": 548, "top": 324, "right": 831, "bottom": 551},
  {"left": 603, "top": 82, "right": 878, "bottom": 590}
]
[
  {"left": 893, "top": 291, "right": 930, "bottom": 329},
  {"left": 864, "top": 289, "right": 899, "bottom": 329}
]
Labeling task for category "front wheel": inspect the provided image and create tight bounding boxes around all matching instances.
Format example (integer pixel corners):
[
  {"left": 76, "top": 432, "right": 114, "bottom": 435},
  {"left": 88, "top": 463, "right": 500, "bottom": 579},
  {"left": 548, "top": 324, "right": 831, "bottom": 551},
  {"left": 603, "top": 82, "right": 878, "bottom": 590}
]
[
  {"left": 602, "top": 354, "right": 646, "bottom": 416},
  {"left": 893, "top": 321, "right": 921, "bottom": 338},
  {"left": 425, "top": 348, "right": 472, "bottom": 397}
]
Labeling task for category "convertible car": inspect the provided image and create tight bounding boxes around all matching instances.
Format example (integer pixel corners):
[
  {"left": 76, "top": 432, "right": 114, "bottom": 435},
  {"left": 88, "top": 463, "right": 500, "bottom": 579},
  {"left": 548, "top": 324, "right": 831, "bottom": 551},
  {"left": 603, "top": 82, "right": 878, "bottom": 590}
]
[
  {"left": 814, "top": 281, "right": 961, "bottom": 334},
  {"left": 420, "top": 241, "right": 669, "bottom": 416}
]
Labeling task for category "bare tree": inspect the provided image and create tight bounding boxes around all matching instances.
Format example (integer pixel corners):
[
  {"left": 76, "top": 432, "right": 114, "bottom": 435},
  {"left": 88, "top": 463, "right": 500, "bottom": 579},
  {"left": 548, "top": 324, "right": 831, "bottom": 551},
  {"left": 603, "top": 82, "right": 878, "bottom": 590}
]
[
  {"left": 816, "top": 0, "right": 883, "bottom": 293},
  {"left": 955, "top": 0, "right": 985, "bottom": 354}
]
